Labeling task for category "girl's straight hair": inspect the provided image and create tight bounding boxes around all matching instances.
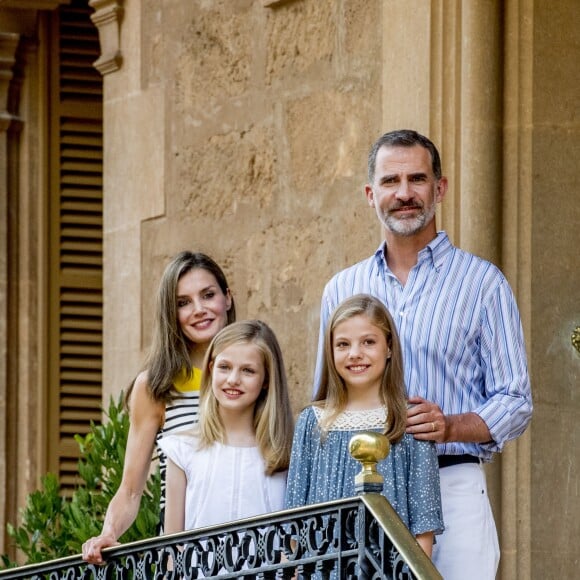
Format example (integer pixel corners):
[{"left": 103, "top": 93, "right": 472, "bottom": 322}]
[
  {"left": 198, "top": 320, "right": 294, "bottom": 475},
  {"left": 314, "top": 294, "right": 407, "bottom": 443},
  {"left": 129, "top": 251, "right": 235, "bottom": 405}
]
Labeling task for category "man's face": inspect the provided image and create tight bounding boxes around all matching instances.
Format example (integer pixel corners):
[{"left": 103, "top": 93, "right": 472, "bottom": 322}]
[{"left": 365, "top": 145, "right": 447, "bottom": 237}]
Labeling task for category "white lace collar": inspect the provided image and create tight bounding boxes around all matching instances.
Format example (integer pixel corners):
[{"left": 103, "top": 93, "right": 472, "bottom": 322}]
[{"left": 312, "top": 405, "right": 387, "bottom": 431}]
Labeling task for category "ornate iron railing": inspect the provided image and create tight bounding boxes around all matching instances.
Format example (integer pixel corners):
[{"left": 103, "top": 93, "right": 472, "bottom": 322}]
[{"left": 0, "top": 433, "right": 442, "bottom": 579}]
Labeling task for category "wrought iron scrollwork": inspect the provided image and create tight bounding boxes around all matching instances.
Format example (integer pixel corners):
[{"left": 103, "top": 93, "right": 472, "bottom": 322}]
[{"left": 0, "top": 496, "right": 442, "bottom": 579}]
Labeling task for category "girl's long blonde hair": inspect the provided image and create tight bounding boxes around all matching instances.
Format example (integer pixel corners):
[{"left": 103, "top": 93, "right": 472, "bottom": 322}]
[
  {"left": 314, "top": 294, "right": 407, "bottom": 443},
  {"left": 198, "top": 320, "right": 294, "bottom": 475}
]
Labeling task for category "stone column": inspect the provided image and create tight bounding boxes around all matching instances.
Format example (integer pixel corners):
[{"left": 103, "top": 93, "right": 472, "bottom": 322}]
[
  {"left": 0, "top": 27, "right": 21, "bottom": 554},
  {"left": 89, "top": 0, "right": 167, "bottom": 400},
  {"left": 500, "top": 3, "right": 533, "bottom": 578},
  {"left": 456, "top": 1, "right": 503, "bottom": 264},
  {"left": 380, "top": 2, "right": 532, "bottom": 578},
  {"left": 0, "top": 3, "right": 63, "bottom": 555}
]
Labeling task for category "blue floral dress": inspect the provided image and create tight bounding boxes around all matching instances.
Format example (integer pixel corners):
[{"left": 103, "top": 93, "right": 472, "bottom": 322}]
[{"left": 285, "top": 406, "right": 444, "bottom": 537}]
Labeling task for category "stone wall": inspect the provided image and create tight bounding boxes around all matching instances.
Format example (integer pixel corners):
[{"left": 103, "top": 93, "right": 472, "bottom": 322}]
[
  {"left": 102, "top": 0, "right": 384, "bottom": 415},
  {"left": 530, "top": 0, "right": 580, "bottom": 574}
]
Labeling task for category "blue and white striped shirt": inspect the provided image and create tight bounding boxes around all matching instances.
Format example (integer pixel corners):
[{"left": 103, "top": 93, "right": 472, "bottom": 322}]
[{"left": 314, "top": 232, "right": 532, "bottom": 461}]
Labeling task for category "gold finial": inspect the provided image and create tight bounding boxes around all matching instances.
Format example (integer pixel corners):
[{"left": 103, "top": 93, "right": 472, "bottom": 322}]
[
  {"left": 349, "top": 432, "right": 390, "bottom": 494},
  {"left": 572, "top": 326, "right": 580, "bottom": 355}
]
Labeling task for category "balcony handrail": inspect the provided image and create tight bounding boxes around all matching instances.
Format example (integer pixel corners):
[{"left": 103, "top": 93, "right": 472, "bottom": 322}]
[
  {"left": 0, "top": 493, "right": 441, "bottom": 579},
  {"left": 0, "top": 432, "right": 443, "bottom": 579}
]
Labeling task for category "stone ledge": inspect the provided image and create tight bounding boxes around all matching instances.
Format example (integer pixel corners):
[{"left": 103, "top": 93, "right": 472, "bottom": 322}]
[
  {"left": 262, "top": 0, "right": 300, "bottom": 7},
  {"left": 0, "top": 0, "right": 69, "bottom": 9}
]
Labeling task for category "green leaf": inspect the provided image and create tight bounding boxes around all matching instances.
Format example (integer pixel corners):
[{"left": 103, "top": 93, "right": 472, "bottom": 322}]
[{"left": 1, "top": 392, "right": 161, "bottom": 567}]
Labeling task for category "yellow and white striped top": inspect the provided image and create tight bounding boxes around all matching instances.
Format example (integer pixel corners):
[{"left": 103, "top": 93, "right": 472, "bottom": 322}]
[{"left": 156, "top": 367, "right": 202, "bottom": 526}]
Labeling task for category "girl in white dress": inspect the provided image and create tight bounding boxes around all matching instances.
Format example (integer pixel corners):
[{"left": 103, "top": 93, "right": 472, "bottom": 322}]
[{"left": 159, "top": 320, "right": 294, "bottom": 532}]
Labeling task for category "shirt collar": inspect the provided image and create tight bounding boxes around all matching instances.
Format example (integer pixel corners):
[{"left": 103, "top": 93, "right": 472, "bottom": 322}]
[{"left": 373, "top": 231, "right": 452, "bottom": 271}]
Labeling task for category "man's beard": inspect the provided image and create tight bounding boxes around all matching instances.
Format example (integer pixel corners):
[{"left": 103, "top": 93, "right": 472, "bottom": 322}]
[{"left": 378, "top": 198, "right": 436, "bottom": 237}]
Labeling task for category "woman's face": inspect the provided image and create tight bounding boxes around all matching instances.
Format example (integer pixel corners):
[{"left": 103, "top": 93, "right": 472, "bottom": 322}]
[{"left": 176, "top": 268, "right": 232, "bottom": 349}]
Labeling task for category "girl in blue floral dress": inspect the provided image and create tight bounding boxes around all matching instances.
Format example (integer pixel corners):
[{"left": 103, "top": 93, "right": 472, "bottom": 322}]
[{"left": 285, "top": 294, "right": 443, "bottom": 556}]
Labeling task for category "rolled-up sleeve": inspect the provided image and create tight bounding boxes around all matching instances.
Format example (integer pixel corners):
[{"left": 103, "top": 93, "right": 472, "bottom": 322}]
[{"left": 475, "top": 279, "right": 533, "bottom": 451}]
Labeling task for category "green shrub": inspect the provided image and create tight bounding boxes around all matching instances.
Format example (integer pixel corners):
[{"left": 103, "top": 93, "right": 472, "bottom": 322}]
[{"left": 1, "top": 394, "right": 161, "bottom": 566}]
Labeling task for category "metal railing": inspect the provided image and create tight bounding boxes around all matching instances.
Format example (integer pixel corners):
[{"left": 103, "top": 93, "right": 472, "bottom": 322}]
[{"left": 0, "top": 433, "right": 442, "bottom": 579}]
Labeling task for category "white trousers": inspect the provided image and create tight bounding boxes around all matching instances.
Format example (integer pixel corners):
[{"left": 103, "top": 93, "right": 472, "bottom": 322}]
[{"left": 432, "top": 462, "right": 500, "bottom": 580}]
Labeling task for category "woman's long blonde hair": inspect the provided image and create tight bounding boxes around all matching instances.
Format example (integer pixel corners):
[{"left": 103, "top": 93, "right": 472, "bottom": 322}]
[
  {"left": 197, "top": 320, "right": 294, "bottom": 475},
  {"left": 314, "top": 294, "right": 407, "bottom": 443}
]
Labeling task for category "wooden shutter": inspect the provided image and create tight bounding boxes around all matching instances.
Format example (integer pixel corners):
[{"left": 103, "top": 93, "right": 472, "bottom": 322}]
[{"left": 47, "top": 0, "right": 103, "bottom": 491}]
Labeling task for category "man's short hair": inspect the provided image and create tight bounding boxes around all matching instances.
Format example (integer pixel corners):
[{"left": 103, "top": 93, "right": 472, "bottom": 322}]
[{"left": 367, "top": 129, "right": 442, "bottom": 182}]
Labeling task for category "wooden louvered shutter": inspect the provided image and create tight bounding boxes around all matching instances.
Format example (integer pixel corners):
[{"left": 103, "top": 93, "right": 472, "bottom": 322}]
[{"left": 47, "top": 0, "right": 103, "bottom": 492}]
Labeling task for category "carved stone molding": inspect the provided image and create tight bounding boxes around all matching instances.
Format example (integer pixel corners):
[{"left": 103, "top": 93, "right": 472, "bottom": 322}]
[
  {"left": 0, "top": 31, "right": 20, "bottom": 132},
  {"left": 89, "top": 0, "right": 123, "bottom": 76},
  {"left": 262, "top": 0, "right": 300, "bottom": 6}
]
